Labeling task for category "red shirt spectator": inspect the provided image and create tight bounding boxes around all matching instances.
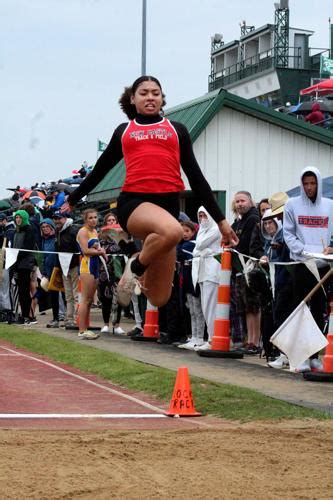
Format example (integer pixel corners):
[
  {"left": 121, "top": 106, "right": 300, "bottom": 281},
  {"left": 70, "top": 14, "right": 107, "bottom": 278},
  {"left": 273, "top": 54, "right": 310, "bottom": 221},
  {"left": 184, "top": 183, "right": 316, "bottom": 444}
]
[{"left": 304, "top": 102, "right": 325, "bottom": 125}]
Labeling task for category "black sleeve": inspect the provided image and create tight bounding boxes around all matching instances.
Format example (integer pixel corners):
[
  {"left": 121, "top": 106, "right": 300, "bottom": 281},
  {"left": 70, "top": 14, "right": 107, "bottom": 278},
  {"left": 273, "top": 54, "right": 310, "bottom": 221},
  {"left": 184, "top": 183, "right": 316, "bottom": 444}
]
[
  {"left": 171, "top": 121, "right": 225, "bottom": 223},
  {"left": 68, "top": 123, "right": 127, "bottom": 206},
  {"left": 249, "top": 223, "right": 264, "bottom": 259}
]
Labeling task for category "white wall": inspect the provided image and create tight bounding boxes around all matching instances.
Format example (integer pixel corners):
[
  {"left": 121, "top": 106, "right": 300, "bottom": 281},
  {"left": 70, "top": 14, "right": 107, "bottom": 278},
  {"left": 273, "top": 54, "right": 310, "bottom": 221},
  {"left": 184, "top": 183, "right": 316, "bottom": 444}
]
[
  {"left": 227, "top": 69, "right": 279, "bottom": 100},
  {"left": 182, "top": 107, "right": 333, "bottom": 221}
]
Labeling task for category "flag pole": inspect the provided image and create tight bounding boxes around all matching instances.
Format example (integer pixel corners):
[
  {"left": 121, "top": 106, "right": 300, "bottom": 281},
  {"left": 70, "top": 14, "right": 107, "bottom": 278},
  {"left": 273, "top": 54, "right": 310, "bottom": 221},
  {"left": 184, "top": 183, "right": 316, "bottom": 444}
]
[
  {"left": 97, "top": 139, "right": 99, "bottom": 161},
  {"left": 302, "top": 267, "right": 333, "bottom": 304}
]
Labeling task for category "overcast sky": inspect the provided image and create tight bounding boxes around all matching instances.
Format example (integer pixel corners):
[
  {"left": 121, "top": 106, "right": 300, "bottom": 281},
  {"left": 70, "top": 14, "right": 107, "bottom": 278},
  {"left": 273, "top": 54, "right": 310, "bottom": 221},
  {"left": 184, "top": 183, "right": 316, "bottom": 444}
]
[{"left": 1, "top": 0, "right": 332, "bottom": 199}]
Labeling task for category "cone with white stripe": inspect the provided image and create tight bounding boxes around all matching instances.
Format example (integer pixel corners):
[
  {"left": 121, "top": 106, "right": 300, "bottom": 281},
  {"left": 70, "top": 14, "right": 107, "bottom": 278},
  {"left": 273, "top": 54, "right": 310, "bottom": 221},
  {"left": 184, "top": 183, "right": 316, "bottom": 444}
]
[
  {"left": 131, "top": 300, "right": 159, "bottom": 342},
  {"left": 198, "top": 248, "right": 243, "bottom": 358}
]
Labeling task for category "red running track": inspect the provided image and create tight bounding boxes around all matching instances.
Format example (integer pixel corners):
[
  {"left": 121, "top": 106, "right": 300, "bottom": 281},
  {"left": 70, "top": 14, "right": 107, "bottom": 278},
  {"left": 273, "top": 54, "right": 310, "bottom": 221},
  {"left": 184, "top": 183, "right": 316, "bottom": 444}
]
[{"left": 0, "top": 341, "right": 213, "bottom": 431}]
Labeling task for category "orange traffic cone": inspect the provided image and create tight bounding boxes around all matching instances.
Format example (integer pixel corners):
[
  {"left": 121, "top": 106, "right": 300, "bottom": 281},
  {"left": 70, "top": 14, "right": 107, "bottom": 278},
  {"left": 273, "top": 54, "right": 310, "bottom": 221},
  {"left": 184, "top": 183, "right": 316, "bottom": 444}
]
[
  {"left": 304, "top": 295, "right": 333, "bottom": 382},
  {"left": 165, "top": 367, "right": 201, "bottom": 417},
  {"left": 323, "top": 332, "right": 333, "bottom": 373},
  {"left": 131, "top": 300, "right": 159, "bottom": 342}
]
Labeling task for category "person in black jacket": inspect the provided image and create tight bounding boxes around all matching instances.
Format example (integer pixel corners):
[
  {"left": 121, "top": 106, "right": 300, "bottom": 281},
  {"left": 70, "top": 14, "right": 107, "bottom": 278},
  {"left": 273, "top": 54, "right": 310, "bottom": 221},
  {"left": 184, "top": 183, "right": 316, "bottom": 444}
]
[
  {"left": 12, "top": 210, "right": 37, "bottom": 325},
  {"left": 0, "top": 213, "right": 15, "bottom": 248},
  {"left": 0, "top": 214, "right": 16, "bottom": 321},
  {"left": 53, "top": 211, "right": 80, "bottom": 329},
  {"left": 230, "top": 191, "right": 264, "bottom": 353}
]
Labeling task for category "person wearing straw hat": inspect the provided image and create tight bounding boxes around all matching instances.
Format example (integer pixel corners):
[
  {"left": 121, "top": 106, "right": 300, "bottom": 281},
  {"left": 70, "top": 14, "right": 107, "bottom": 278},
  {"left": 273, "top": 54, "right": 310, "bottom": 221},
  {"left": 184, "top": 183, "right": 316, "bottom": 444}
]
[
  {"left": 260, "top": 193, "right": 292, "bottom": 368},
  {"left": 283, "top": 166, "right": 333, "bottom": 372},
  {"left": 263, "top": 192, "right": 289, "bottom": 220}
]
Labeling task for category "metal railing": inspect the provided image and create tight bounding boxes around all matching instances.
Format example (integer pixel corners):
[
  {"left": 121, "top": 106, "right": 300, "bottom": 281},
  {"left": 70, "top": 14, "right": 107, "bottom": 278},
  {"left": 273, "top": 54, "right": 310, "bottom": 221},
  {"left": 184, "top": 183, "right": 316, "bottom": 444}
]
[{"left": 208, "top": 46, "right": 305, "bottom": 91}]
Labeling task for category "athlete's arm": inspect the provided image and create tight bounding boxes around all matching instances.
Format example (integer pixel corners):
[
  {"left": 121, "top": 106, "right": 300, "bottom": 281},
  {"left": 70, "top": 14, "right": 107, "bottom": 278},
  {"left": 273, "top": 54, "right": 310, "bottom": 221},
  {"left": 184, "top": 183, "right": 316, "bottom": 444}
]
[
  {"left": 67, "top": 123, "right": 127, "bottom": 206},
  {"left": 172, "top": 121, "right": 238, "bottom": 246}
]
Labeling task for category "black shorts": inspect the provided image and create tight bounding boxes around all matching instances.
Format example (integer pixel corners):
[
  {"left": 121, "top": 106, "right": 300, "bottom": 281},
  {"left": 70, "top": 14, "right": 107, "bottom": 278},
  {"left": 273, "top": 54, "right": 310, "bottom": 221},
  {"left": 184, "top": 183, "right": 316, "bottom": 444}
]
[{"left": 117, "top": 191, "right": 180, "bottom": 232}]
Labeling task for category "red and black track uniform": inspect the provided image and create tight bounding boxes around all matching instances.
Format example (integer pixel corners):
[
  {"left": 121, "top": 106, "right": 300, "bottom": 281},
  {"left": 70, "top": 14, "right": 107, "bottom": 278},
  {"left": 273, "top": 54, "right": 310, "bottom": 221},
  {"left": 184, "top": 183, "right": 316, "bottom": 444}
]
[{"left": 68, "top": 114, "right": 225, "bottom": 229}]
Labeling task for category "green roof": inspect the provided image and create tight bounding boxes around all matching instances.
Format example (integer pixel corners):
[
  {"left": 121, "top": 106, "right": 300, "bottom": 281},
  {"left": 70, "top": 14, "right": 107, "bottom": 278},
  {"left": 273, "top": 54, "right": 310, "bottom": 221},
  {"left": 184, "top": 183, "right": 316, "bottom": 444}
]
[{"left": 87, "top": 89, "right": 333, "bottom": 202}]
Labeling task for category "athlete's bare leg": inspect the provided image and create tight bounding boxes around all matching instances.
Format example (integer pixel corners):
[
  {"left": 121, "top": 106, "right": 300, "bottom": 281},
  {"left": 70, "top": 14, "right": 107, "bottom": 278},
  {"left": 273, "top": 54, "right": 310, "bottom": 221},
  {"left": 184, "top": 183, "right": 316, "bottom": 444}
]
[
  {"left": 79, "top": 274, "right": 98, "bottom": 332},
  {"left": 126, "top": 202, "right": 183, "bottom": 307}
]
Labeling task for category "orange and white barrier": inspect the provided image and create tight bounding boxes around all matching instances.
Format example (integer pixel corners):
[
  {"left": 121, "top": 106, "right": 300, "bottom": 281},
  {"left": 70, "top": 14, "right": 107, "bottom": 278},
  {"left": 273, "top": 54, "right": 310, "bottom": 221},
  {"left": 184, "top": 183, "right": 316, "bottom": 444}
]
[
  {"left": 198, "top": 247, "right": 243, "bottom": 358},
  {"left": 211, "top": 248, "right": 232, "bottom": 352},
  {"left": 322, "top": 297, "right": 333, "bottom": 373},
  {"left": 304, "top": 293, "right": 333, "bottom": 382}
]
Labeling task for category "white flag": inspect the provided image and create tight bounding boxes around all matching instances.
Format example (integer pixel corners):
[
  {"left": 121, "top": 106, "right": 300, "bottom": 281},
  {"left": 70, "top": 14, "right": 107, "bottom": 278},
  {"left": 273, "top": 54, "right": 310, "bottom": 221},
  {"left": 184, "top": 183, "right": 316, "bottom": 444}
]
[
  {"left": 270, "top": 301, "right": 328, "bottom": 368},
  {"left": 58, "top": 252, "right": 73, "bottom": 277},
  {"left": 5, "top": 248, "right": 20, "bottom": 270}
]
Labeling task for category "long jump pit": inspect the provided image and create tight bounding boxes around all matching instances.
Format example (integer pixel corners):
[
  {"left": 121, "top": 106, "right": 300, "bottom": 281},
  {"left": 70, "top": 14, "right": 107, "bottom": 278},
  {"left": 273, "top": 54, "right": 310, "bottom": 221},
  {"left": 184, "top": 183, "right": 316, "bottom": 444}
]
[{"left": 0, "top": 340, "right": 332, "bottom": 499}]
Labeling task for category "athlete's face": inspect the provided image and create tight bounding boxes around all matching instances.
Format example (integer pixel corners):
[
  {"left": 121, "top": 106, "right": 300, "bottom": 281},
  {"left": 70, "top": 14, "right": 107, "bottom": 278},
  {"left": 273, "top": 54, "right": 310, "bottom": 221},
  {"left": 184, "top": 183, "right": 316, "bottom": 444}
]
[
  {"left": 85, "top": 212, "right": 98, "bottom": 228},
  {"left": 131, "top": 81, "right": 163, "bottom": 116}
]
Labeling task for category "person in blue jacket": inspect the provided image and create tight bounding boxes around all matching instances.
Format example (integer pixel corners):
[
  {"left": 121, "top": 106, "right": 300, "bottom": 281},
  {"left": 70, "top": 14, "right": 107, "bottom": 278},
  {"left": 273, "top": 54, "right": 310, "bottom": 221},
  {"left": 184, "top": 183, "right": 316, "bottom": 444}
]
[{"left": 40, "top": 218, "right": 60, "bottom": 328}]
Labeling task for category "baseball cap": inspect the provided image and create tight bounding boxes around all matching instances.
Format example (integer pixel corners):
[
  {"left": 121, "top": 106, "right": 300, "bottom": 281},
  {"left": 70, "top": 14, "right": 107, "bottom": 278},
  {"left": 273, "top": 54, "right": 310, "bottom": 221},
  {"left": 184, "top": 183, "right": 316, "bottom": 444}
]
[
  {"left": 0, "top": 213, "right": 7, "bottom": 221},
  {"left": 52, "top": 210, "right": 67, "bottom": 219}
]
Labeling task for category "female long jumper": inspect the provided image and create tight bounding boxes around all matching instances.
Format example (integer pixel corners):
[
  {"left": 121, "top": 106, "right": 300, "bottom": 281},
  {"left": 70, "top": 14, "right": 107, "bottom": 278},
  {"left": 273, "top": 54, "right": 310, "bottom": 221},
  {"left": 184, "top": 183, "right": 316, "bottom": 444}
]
[{"left": 64, "top": 76, "right": 238, "bottom": 307}]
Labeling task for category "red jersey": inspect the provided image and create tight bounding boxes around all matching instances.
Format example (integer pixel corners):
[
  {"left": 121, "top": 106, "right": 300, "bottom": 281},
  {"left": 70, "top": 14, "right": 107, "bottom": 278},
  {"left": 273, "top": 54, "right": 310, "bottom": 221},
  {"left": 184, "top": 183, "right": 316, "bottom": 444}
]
[{"left": 121, "top": 118, "right": 185, "bottom": 193}]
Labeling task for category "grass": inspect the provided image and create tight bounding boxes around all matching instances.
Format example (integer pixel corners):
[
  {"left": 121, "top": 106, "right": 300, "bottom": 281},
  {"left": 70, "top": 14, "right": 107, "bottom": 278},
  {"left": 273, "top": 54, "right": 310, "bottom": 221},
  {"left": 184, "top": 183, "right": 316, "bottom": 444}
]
[{"left": 0, "top": 324, "right": 330, "bottom": 421}]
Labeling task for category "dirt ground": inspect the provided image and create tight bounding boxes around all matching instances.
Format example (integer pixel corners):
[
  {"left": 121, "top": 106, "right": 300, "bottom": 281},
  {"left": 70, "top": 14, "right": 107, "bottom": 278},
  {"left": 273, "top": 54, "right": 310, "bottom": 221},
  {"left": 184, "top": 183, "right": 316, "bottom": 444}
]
[{"left": 0, "top": 419, "right": 332, "bottom": 499}]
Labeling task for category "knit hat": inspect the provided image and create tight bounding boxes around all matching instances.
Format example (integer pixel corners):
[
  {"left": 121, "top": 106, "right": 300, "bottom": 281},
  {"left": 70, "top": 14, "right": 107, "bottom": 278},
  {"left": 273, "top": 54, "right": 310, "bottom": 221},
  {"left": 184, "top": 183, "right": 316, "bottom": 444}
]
[
  {"left": 178, "top": 211, "right": 190, "bottom": 222},
  {"left": 40, "top": 217, "right": 56, "bottom": 229}
]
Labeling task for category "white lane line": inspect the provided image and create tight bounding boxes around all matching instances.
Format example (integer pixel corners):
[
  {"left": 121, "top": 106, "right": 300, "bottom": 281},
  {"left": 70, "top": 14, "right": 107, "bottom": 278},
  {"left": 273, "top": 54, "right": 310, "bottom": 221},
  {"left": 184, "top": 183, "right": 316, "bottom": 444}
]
[
  {"left": 0, "top": 353, "right": 20, "bottom": 356},
  {"left": 0, "top": 345, "right": 216, "bottom": 428},
  {"left": 0, "top": 346, "right": 165, "bottom": 414},
  {"left": 0, "top": 414, "right": 166, "bottom": 419}
]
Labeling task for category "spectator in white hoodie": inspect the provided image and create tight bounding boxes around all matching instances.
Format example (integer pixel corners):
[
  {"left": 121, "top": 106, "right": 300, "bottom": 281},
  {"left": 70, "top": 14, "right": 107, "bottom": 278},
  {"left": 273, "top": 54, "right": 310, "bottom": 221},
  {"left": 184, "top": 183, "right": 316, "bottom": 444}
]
[
  {"left": 192, "top": 206, "right": 221, "bottom": 351},
  {"left": 283, "top": 166, "right": 333, "bottom": 372}
]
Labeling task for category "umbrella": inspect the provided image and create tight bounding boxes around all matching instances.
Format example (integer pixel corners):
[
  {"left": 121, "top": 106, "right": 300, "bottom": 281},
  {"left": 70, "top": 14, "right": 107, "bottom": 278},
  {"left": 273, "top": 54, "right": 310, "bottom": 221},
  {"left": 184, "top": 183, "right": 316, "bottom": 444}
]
[
  {"left": 300, "top": 78, "right": 333, "bottom": 97},
  {"left": 0, "top": 199, "right": 12, "bottom": 210},
  {"left": 52, "top": 183, "right": 75, "bottom": 194},
  {"left": 21, "top": 190, "right": 46, "bottom": 200},
  {"left": 290, "top": 100, "right": 333, "bottom": 113}
]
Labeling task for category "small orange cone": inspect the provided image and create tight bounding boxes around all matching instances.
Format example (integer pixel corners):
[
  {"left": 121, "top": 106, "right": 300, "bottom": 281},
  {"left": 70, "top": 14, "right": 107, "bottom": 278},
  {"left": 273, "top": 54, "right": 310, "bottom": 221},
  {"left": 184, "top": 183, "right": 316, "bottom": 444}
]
[
  {"left": 323, "top": 332, "right": 333, "bottom": 373},
  {"left": 143, "top": 305, "right": 159, "bottom": 339},
  {"left": 165, "top": 367, "right": 201, "bottom": 417},
  {"left": 131, "top": 300, "right": 159, "bottom": 342}
]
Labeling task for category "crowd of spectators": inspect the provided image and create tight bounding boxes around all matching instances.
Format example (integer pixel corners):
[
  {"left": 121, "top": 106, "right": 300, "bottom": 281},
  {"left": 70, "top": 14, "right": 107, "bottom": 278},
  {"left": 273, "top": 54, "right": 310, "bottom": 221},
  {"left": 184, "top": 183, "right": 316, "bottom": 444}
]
[{"left": 0, "top": 165, "right": 332, "bottom": 374}]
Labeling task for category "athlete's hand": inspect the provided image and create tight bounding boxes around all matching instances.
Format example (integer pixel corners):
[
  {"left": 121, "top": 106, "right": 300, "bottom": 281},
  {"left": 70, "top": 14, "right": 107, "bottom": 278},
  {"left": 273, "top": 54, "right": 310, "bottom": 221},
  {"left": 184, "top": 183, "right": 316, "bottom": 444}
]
[
  {"left": 323, "top": 246, "right": 333, "bottom": 255},
  {"left": 218, "top": 219, "right": 239, "bottom": 247}
]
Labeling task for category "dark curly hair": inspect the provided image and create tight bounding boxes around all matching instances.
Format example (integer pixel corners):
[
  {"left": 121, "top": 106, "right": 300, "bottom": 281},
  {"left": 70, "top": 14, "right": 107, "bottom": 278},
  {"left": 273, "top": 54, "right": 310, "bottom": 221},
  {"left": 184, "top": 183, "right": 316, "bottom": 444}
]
[{"left": 119, "top": 75, "right": 166, "bottom": 119}]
